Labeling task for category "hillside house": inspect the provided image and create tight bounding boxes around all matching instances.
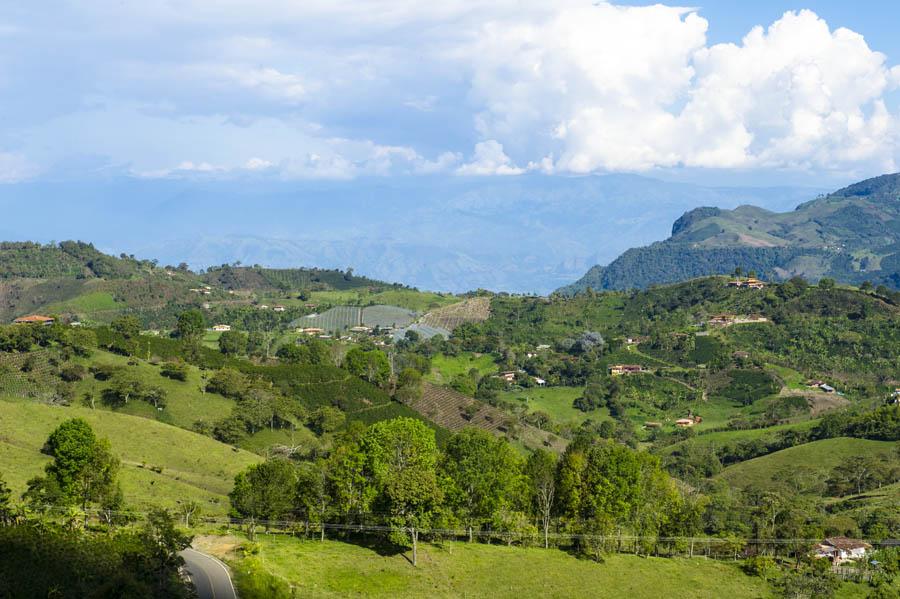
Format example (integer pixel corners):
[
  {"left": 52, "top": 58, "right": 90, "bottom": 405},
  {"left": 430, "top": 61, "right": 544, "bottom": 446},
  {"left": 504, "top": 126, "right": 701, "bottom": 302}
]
[
  {"left": 609, "top": 364, "right": 645, "bottom": 376},
  {"left": 497, "top": 371, "right": 517, "bottom": 383},
  {"left": 814, "top": 538, "right": 872, "bottom": 563},
  {"left": 891, "top": 389, "right": 900, "bottom": 404},
  {"left": 13, "top": 315, "right": 54, "bottom": 325},
  {"left": 675, "top": 418, "right": 695, "bottom": 427},
  {"left": 708, "top": 313, "right": 735, "bottom": 327},
  {"left": 727, "top": 278, "right": 767, "bottom": 289},
  {"left": 212, "top": 324, "right": 232, "bottom": 332},
  {"left": 273, "top": 305, "right": 286, "bottom": 312}
]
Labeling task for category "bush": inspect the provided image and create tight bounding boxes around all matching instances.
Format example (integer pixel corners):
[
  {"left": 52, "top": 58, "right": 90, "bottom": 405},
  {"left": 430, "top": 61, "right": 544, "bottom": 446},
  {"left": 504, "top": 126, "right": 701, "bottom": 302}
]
[
  {"left": 59, "top": 364, "right": 86, "bottom": 382},
  {"left": 160, "top": 360, "right": 189, "bottom": 382}
]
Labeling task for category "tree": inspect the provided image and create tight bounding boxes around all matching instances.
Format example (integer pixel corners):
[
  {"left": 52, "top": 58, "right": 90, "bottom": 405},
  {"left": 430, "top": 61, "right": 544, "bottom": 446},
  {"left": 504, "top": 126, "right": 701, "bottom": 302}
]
[
  {"left": 395, "top": 368, "right": 423, "bottom": 404},
  {"left": 230, "top": 459, "right": 299, "bottom": 526},
  {"left": 308, "top": 406, "right": 346, "bottom": 435},
  {"left": 176, "top": 309, "right": 205, "bottom": 342},
  {"left": 344, "top": 347, "right": 391, "bottom": 387},
  {"left": 525, "top": 449, "right": 557, "bottom": 548},
  {"left": 818, "top": 277, "right": 836, "bottom": 290},
  {"left": 0, "top": 472, "right": 13, "bottom": 525},
  {"left": 160, "top": 360, "right": 188, "bottom": 382},
  {"left": 24, "top": 418, "right": 119, "bottom": 511},
  {"left": 296, "top": 460, "right": 331, "bottom": 540},
  {"left": 276, "top": 343, "right": 304, "bottom": 363},
  {"left": 440, "top": 428, "right": 525, "bottom": 543},
  {"left": 111, "top": 315, "right": 141, "bottom": 340},
  {"left": 362, "top": 418, "right": 442, "bottom": 566},
  {"left": 218, "top": 330, "right": 248, "bottom": 356},
  {"left": 141, "top": 508, "right": 193, "bottom": 594}
]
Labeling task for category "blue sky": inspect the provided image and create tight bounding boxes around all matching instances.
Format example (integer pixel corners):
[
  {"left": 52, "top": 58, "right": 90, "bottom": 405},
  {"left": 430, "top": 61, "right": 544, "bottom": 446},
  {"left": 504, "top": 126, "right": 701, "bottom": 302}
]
[{"left": 2, "top": 1, "right": 900, "bottom": 188}]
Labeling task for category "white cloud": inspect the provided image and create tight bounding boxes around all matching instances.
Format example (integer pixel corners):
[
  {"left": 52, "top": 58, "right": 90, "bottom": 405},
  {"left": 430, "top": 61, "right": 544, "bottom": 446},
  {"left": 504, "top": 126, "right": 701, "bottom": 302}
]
[
  {"left": 5, "top": 2, "right": 900, "bottom": 179},
  {"left": 457, "top": 140, "right": 524, "bottom": 176},
  {"left": 0, "top": 152, "right": 39, "bottom": 183}
]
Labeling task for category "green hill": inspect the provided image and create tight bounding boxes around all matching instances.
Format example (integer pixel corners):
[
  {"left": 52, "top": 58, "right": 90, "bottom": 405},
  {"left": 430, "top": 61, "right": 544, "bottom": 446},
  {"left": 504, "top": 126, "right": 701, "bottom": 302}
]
[
  {"left": 561, "top": 172, "right": 900, "bottom": 292},
  {"left": 716, "top": 437, "right": 897, "bottom": 491},
  {"left": 0, "top": 398, "right": 260, "bottom": 514}
]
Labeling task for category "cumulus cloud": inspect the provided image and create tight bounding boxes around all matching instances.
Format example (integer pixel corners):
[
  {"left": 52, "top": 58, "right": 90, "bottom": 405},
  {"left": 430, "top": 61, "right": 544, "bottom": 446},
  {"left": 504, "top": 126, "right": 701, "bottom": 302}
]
[
  {"left": 4, "top": 2, "right": 900, "bottom": 179},
  {"left": 457, "top": 140, "right": 524, "bottom": 176}
]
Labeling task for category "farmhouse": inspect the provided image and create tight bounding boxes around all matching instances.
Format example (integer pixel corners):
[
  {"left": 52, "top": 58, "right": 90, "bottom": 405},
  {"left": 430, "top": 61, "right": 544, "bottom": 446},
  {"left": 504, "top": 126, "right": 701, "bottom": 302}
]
[
  {"left": 609, "top": 364, "right": 645, "bottom": 376},
  {"left": 273, "top": 305, "right": 286, "bottom": 312},
  {"left": 814, "top": 538, "right": 872, "bottom": 563},
  {"left": 297, "top": 327, "right": 325, "bottom": 336},
  {"left": 211, "top": 324, "right": 232, "bottom": 332},
  {"left": 13, "top": 315, "right": 55, "bottom": 325},
  {"left": 727, "top": 277, "right": 767, "bottom": 289},
  {"left": 497, "top": 371, "right": 517, "bottom": 383},
  {"left": 675, "top": 418, "right": 695, "bottom": 427},
  {"left": 707, "top": 313, "right": 735, "bottom": 327}
]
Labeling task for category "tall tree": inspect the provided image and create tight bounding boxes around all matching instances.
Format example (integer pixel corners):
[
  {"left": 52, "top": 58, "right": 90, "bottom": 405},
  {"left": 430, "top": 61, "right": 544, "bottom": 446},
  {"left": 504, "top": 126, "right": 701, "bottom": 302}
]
[
  {"left": 362, "top": 418, "right": 442, "bottom": 566},
  {"left": 440, "top": 428, "right": 525, "bottom": 542},
  {"left": 525, "top": 449, "right": 557, "bottom": 548},
  {"left": 176, "top": 309, "right": 205, "bottom": 342},
  {"left": 24, "top": 418, "right": 119, "bottom": 511},
  {"left": 230, "top": 459, "right": 298, "bottom": 528}
]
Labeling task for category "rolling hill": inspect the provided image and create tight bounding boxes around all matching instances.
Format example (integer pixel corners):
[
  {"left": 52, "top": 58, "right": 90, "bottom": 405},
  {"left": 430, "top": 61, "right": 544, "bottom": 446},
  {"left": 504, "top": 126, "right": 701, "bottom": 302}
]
[{"left": 561, "top": 173, "right": 900, "bottom": 292}]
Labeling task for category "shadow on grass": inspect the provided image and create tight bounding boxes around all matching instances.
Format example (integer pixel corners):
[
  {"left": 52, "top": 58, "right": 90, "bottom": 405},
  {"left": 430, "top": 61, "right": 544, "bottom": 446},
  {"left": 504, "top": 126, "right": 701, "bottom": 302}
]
[{"left": 334, "top": 532, "right": 413, "bottom": 564}]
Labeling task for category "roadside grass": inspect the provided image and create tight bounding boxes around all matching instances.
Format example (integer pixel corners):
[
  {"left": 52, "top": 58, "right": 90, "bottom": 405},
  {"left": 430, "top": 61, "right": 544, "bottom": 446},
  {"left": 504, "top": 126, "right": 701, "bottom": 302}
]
[
  {"left": 0, "top": 398, "right": 259, "bottom": 514},
  {"left": 220, "top": 535, "right": 773, "bottom": 599},
  {"left": 428, "top": 353, "right": 497, "bottom": 385},
  {"left": 716, "top": 437, "right": 898, "bottom": 490}
]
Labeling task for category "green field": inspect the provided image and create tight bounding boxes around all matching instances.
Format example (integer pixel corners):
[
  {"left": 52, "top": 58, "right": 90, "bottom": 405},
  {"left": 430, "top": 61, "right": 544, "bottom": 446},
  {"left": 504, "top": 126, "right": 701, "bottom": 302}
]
[
  {"left": 717, "top": 437, "right": 898, "bottom": 490},
  {"left": 499, "top": 386, "right": 594, "bottom": 427},
  {"left": 222, "top": 536, "right": 773, "bottom": 599},
  {"left": 43, "top": 291, "right": 120, "bottom": 316},
  {"left": 0, "top": 399, "right": 259, "bottom": 514},
  {"left": 428, "top": 353, "right": 498, "bottom": 385},
  {"left": 69, "top": 349, "right": 235, "bottom": 431}
]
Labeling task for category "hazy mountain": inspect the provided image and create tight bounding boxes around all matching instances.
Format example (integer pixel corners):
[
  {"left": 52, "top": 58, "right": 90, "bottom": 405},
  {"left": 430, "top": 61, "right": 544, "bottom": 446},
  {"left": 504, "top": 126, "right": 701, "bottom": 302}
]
[
  {"left": 561, "top": 173, "right": 900, "bottom": 293},
  {"left": 0, "top": 174, "right": 822, "bottom": 293}
]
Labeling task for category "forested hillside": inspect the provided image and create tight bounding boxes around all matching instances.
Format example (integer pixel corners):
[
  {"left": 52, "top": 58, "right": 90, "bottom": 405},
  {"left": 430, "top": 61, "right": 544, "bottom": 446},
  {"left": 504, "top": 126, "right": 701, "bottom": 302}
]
[{"left": 562, "top": 172, "right": 900, "bottom": 293}]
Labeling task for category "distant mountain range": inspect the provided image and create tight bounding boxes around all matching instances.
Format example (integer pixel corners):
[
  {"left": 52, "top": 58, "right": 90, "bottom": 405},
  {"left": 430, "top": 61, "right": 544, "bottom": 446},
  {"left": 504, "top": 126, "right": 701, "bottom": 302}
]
[
  {"left": 561, "top": 173, "right": 900, "bottom": 293},
  {"left": 0, "top": 174, "right": 821, "bottom": 294}
]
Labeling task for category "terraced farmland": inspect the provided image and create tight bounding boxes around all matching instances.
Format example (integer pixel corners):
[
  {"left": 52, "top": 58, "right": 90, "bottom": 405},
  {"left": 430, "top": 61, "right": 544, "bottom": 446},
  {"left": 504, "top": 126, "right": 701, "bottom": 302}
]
[
  {"left": 410, "top": 383, "right": 566, "bottom": 452},
  {"left": 0, "top": 349, "right": 56, "bottom": 399},
  {"left": 361, "top": 305, "right": 416, "bottom": 328},
  {"left": 421, "top": 296, "right": 491, "bottom": 331}
]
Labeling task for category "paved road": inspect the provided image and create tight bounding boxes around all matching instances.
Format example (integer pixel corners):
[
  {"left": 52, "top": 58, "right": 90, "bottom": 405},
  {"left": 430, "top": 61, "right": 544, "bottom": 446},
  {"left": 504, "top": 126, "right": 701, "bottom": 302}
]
[{"left": 180, "top": 548, "right": 238, "bottom": 599}]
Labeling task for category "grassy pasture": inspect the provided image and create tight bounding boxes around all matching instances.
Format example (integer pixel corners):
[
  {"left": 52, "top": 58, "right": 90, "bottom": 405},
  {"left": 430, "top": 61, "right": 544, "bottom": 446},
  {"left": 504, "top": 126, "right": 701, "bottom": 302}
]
[
  {"left": 0, "top": 398, "right": 259, "bottom": 514},
  {"left": 216, "top": 535, "right": 772, "bottom": 599},
  {"left": 716, "top": 437, "right": 898, "bottom": 490},
  {"left": 499, "top": 386, "right": 594, "bottom": 427},
  {"left": 428, "top": 352, "right": 498, "bottom": 385}
]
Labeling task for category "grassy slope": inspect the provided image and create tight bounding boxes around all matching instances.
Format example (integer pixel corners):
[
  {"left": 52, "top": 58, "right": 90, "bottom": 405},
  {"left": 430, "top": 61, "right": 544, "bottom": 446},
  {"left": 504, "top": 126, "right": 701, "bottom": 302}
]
[
  {"left": 308, "top": 289, "right": 458, "bottom": 312},
  {"left": 227, "top": 536, "right": 773, "bottom": 599},
  {"left": 717, "top": 437, "right": 898, "bottom": 490},
  {"left": 0, "top": 399, "right": 259, "bottom": 514},
  {"left": 427, "top": 353, "right": 497, "bottom": 385},
  {"left": 499, "top": 386, "right": 596, "bottom": 427}
]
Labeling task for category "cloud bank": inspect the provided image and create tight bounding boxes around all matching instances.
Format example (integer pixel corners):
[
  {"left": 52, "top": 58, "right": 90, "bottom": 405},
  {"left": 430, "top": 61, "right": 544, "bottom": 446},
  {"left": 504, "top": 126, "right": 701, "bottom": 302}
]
[{"left": 1, "top": 2, "right": 899, "bottom": 181}]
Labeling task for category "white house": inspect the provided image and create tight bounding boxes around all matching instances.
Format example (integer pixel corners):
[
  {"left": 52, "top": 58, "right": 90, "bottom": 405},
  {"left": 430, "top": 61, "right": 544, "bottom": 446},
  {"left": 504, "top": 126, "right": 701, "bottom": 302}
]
[
  {"left": 212, "top": 324, "right": 232, "bottom": 332},
  {"left": 814, "top": 538, "right": 872, "bottom": 563}
]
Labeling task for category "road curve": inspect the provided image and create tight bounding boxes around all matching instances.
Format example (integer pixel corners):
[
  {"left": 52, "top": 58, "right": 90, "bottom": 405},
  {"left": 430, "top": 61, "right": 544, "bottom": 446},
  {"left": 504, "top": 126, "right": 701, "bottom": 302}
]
[{"left": 180, "top": 548, "right": 238, "bottom": 599}]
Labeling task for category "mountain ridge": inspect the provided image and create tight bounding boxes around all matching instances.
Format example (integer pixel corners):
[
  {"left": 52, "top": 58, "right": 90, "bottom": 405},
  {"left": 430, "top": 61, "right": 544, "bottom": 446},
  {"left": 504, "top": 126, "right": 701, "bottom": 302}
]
[{"left": 560, "top": 172, "right": 900, "bottom": 293}]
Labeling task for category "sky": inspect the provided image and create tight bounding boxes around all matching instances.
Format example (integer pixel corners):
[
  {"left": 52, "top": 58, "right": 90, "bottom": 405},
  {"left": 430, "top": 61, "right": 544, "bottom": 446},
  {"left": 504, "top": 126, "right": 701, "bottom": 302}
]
[{"left": 2, "top": 1, "right": 900, "bottom": 188}]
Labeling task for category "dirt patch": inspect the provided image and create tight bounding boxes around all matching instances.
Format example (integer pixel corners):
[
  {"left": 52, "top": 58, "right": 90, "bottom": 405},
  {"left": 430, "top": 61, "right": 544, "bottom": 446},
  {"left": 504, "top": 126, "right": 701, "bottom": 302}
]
[
  {"left": 779, "top": 388, "right": 849, "bottom": 416},
  {"left": 192, "top": 534, "right": 244, "bottom": 561}
]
